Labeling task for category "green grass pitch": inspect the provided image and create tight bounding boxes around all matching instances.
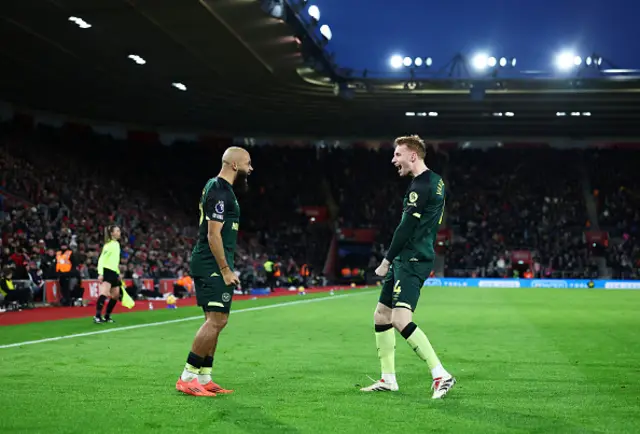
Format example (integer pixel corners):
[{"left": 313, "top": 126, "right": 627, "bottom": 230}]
[{"left": 1, "top": 286, "right": 639, "bottom": 433}]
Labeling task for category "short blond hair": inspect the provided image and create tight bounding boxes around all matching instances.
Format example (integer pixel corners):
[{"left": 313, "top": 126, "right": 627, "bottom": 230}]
[{"left": 394, "top": 135, "right": 426, "bottom": 160}]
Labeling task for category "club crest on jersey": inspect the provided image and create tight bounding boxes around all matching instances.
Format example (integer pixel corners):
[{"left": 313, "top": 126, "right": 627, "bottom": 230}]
[
  {"left": 222, "top": 292, "right": 231, "bottom": 302},
  {"left": 215, "top": 200, "right": 225, "bottom": 214},
  {"left": 409, "top": 192, "right": 419, "bottom": 203}
]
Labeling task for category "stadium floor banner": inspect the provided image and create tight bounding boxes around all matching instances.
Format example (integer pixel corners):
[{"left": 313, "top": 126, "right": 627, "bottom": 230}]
[
  {"left": 423, "top": 278, "right": 640, "bottom": 289},
  {"left": 44, "top": 279, "right": 155, "bottom": 303}
]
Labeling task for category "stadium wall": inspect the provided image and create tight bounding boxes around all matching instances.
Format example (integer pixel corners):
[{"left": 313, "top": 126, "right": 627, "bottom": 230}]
[
  {"left": 38, "top": 279, "right": 352, "bottom": 304},
  {"left": 43, "top": 279, "right": 156, "bottom": 303},
  {"left": 17, "top": 278, "right": 640, "bottom": 307}
]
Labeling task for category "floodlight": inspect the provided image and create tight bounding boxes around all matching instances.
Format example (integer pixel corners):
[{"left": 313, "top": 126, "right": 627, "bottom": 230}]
[
  {"left": 472, "top": 53, "right": 489, "bottom": 70},
  {"left": 390, "top": 55, "right": 403, "bottom": 69},
  {"left": 319, "top": 24, "right": 332, "bottom": 41},
  {"left": 308, "top": 5, "right": 320, "bottom": 21},
  {"left": 555, "top": 52, "right": 575, "bottom": 70},
  {"left": 68, "top": 16, "right": 91, "bottom": 29},
  {"left": 128, "top": 54, "right": 146, "bottom": 65}
]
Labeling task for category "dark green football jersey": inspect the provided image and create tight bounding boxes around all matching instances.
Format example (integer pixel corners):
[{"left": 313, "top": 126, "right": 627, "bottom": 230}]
[
  {"left": 190, "top": 177, "right": 240, "bottom": 277},
  {"left": 397, "top": 170, "right": 445, "bottom": 262}
]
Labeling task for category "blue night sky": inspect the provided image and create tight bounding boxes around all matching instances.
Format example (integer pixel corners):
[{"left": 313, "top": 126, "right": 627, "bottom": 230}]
[{"left": 310, "top": 0, "right": 640, "bottom": 74}]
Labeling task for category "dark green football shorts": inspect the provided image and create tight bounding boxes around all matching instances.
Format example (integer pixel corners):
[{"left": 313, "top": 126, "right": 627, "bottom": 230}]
[
  {"left": 378, "top": 259, "right": 434, "bottom": 312},
  {"left": 194, "top": 276, "right": 235, "bottom": 313}
]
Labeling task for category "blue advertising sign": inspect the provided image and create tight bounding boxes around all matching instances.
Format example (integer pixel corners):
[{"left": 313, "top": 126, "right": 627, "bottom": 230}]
[{"left": 423, "top": 278, "right": 640, "bottom": 290}]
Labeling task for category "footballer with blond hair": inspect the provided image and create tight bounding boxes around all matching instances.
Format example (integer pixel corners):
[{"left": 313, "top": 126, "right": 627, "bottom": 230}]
[{"left": 361, "top": 135, "right": 456, "bottom": 399}]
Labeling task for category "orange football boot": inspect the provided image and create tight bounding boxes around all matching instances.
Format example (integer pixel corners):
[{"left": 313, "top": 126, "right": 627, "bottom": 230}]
[
  {"left": 176, "top": 378, "right": 216, "bottom": 397},
  {"left": 202, "top": 381, "right": 234, "bottom": 394}
]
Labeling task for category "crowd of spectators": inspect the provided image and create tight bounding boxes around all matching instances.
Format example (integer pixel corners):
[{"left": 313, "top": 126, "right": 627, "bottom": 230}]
[
  {"left": 1, "top": 128, "right": 193, "bottom": 284},
  {"left": 324, "top": 146, "right": 626, "bottom": 279},
  {"left": 323, "top": 145, "right": 446, "bottom": 239},
  {"left": 2, "top": 121, "right": 638, "bottom": 301},
  {"left": 444, "top": 148, "right": 596, "bottom": 278},
  {"left": 588, "top": 149, "right": 640, "bottom": 279},
  {"left": 0, "top": 124, "right": 332, "bottom": 304}
]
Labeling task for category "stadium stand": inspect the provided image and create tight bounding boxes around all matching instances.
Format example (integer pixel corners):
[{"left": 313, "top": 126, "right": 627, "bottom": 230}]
[
  {"left": 444, "top": 148, "right": 595, "bottom": 279},
  {"left": 1, "top": 120, "right": 639, "bottom": 309},
  {"left": 587, "top": 149, "right": 640, "bottom": 280},
  {"left": 322, "top": 145, "right": 637, "bottom": 280},
  {"left": 0, "top": 123, "right": 332, "bottom": 305}
]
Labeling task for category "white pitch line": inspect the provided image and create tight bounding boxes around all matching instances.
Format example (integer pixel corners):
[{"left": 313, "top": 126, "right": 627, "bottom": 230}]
[{"left": 0, "top": 290, "right": 374, "bottom": 350}]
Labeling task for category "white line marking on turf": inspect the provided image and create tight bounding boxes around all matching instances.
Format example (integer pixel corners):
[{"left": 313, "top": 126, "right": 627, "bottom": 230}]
[{"left": 0, "top": 290, "right": 374, "bottom": 350}]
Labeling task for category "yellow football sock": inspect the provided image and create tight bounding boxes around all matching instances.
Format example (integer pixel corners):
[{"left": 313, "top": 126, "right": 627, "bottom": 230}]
[
  {"left": 375, "top": 325, "right": 396, "bottom": 375},
  {"left": 184, "top": 363, "right": 200, "bottom": 374},
  {"left": 403, "top": 323, "right": 441, "bottom": 370}
]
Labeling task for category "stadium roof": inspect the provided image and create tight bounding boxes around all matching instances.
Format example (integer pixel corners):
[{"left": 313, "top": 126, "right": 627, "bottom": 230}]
[{"left": 2, "top": 0, "right": 640, "bottom": 139}]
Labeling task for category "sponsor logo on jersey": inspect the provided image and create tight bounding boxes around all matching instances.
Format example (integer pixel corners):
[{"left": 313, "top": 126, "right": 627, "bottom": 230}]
[{"left": 215, "top": 200, "right": 225, "bottom": 214}]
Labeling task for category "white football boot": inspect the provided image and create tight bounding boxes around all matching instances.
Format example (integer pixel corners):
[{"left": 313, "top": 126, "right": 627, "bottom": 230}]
[
  {"left": 431, "top": 375, "right": 456, "bottom": 399},
  {"left": 360, "top": 376, "right": 399, "bottom": 392}
]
